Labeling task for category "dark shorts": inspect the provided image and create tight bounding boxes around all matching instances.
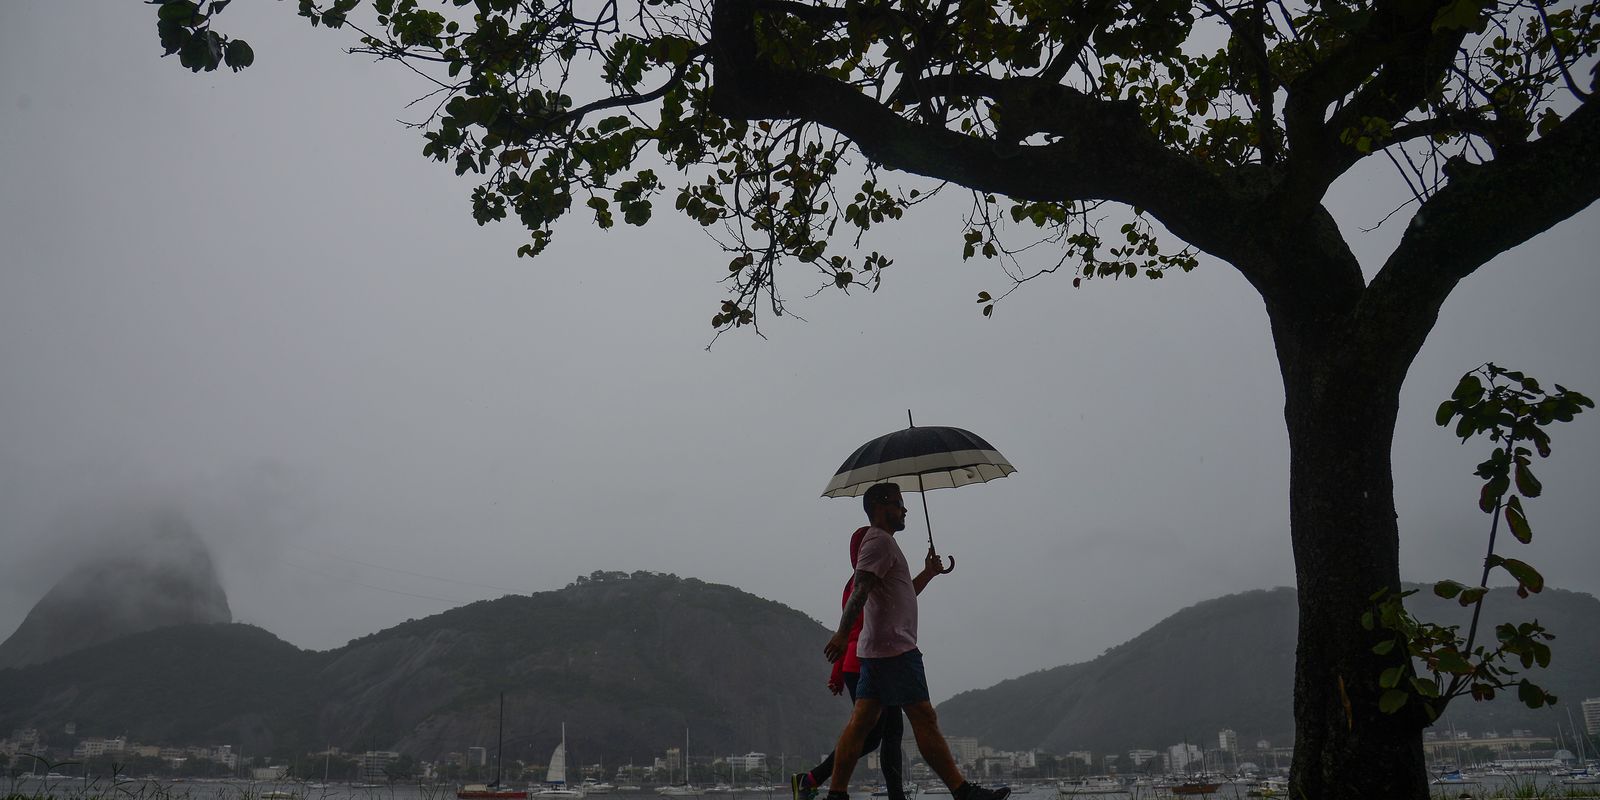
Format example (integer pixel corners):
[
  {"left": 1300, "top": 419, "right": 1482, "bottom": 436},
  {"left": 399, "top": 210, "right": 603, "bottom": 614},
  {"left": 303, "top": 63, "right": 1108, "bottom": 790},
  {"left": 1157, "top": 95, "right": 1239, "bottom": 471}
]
[{"left": 856, "top": 649, "right": 929, "bottom": 706}]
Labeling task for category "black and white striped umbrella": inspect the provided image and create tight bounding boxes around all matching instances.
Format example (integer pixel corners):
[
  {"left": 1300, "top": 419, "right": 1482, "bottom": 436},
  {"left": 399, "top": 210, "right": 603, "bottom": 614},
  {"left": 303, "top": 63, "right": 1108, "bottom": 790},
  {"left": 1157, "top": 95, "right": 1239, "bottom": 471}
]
[
  {"left": 821, "top": 425, "right": 1016, "bottom": 498},
  {"left": 821, "top": 416, "right": 1016, "bottom": 558}
]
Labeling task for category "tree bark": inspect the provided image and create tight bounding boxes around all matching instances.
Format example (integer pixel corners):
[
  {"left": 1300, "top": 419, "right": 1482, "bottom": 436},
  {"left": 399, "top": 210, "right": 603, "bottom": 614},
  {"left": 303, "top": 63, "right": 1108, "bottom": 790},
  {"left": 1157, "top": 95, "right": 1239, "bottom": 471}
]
[{"left": 1273, "top": 304, "right": 1431, "bottom": 800}]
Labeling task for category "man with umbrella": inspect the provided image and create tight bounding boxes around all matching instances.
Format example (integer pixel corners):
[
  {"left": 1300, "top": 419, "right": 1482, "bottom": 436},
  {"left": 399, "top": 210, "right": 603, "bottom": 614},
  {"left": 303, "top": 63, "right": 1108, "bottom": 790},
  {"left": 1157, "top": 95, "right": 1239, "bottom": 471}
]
[{"left": 820, "top": 482, "right": 1010, "bottom": 800}]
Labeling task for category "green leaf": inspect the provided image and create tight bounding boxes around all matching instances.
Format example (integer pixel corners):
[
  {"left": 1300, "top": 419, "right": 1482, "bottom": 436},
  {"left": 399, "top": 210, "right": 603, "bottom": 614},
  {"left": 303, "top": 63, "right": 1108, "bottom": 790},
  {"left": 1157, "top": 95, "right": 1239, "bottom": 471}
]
[
  {"left": 1479, "top": 475, "right": 1508, "bottom": 513},
  {"left": 1379, "top": 689, "right": 1409, "bottom": 713},
  {"left": 223, "top": 39, "right": 254, "bottom": 72},
  {"left": 1517, "top": 680, "right": 1547, "bottom": 708},
  {"left": 1505, "top": 496, "right": 1532, "bottom": 544},
  {"left": 1435, "top": 401, "right": 1456, "bottom": 427},
  {"left": 1372, "top": 639, "right": 1396, "bottom": 656},
  {"left": 158, "top": 1, "right": 202, "bottom": 23},
  {"left": 1453, "top": 373, "right": 1484, "bottom": 401},
  {"left": 1500, "top": 558, "right": 1544, "bottom": 593},
  {"left": 1514, "top": 463, "right": 1542, "bottom": 498},
  {"left": 1433, "top": 580, "right": 1464, "bottom": 599},
  {"left": 1436, "top": 650, "right": 1472, "bottom": 674},
  {"left": 1380, "top": 666, "right": 1404, "bottom": 688}
]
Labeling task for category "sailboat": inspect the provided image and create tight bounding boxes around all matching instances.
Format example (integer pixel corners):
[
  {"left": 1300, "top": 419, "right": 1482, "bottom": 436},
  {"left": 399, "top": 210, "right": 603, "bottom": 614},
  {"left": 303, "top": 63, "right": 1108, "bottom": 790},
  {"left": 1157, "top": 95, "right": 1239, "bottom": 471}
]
[
  {"left": 459, "top": 694, "right": 531, "bottom": 800},
  {"left": 1564, "top": 709, "right": 1600, "bottom": 785},
  {"left": 537, "top": 724, "right": 586, "bottom": 797},
  {"left": 1168, "top": 742, "right": 1220, "bottom": 796},
  {"left": 306, "top": 747, "right": 332, "bottom": 790},
  {"left": 656, "top": 728, "right": 698, "bottom": 796}
]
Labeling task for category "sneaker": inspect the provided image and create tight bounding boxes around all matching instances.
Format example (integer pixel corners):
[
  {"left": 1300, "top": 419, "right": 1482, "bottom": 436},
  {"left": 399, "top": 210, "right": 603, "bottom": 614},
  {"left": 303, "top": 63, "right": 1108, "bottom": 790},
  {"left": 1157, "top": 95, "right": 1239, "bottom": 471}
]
[
  {"left": 790, "top": 773, "right": 819, "bottom": 800},
  {"left": 954, "top": 784, "right": 1009, "bottom": 800}
]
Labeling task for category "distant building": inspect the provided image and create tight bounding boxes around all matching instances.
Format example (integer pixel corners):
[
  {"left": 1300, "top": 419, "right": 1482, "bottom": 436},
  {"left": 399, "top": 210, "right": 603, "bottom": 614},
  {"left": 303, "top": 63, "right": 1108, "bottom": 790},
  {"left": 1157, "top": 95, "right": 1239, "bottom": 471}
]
[
  {"left": 468, "top": 747, "right": 488, "bottom": 767},
  {"left": 730, "top": 753, "right": 766, "bottom": 772},
  {"left": 1127, "top": 750, "right": 1159, "bottom": 767},
  {"left": 360, "top": 751, "right": 401, "bottom": 783},
  {"left": 1167, "top": 744, "right": 1201, "bottom": 772},
  {"left": 944, "top": 737, "right": 979, "bottom": 769},
  {"left": 1583, "top": 697, "right": 1600, "bottom": 736},
  {"left": 1218, "top": 730, "right": 1238, "bottom": 753},
  {"left": 1064, "top": 751, "right": 1092, "bottom": 766},
  {"left": 975, "top": 755, "right": 1012, "bottom": 779}
]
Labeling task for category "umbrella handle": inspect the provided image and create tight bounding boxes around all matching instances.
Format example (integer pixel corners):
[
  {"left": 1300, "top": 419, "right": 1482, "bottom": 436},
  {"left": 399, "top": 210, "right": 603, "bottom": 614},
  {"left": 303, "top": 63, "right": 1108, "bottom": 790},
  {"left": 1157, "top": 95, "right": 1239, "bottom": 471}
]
[{"left": 940, "top": 555, "right": 955, "bottom": 574}]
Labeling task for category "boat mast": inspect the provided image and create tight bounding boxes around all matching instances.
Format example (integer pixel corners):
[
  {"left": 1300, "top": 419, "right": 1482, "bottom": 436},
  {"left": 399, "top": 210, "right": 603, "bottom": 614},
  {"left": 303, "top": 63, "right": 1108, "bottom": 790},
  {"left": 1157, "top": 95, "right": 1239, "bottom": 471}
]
[
  {"left": 1569, "top": 709, "right": 1588, "bottom": 765},
  {"left": 495, "top": 693, "right": 506, "bottom": 788}
]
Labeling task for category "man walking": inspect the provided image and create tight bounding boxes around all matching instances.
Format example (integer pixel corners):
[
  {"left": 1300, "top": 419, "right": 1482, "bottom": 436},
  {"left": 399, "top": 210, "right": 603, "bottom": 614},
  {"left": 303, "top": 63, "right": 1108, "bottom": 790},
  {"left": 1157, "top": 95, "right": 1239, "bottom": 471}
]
[
  {"left": 821, "top": 482, "right": 1008, "bottom": 800},
  {"left": 791, "top": 526, "right": 906, "bottom": 800}
]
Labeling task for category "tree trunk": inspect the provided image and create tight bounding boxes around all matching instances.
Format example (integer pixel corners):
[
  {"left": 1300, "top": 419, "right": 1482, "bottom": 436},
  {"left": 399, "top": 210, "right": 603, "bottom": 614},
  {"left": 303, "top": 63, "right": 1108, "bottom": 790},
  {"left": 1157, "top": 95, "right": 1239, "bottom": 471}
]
[{"left": 1274, "top": 309, "right": 1431, "bottom": 800}]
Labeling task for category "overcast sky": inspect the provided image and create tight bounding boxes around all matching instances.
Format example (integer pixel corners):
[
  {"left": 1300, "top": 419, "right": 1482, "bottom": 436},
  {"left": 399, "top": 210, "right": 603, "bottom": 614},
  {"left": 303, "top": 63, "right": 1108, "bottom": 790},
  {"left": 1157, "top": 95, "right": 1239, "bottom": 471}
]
[{"left": 2, "top": 4, "right": 1596, "bottom": 702}]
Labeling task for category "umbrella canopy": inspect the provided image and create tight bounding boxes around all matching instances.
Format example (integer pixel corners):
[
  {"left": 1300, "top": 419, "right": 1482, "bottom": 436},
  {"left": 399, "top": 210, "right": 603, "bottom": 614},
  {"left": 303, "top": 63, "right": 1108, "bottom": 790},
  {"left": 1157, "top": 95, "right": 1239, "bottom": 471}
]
[{"left": 821, "top": 425, "right": 1016, "bottom": 497}]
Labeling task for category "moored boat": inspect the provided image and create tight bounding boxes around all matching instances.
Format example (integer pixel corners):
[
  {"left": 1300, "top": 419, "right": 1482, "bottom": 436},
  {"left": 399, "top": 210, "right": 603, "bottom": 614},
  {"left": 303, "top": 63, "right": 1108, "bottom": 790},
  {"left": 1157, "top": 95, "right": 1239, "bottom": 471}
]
[
  {"left": 458, "top": 785, "right": 530, "bottom": 799},
  {"left": 1057, "top": 777, "right": 1126, "bottom": 796},
  {"left": 458, "top": 693, "right": 529, "bottom": 800}
]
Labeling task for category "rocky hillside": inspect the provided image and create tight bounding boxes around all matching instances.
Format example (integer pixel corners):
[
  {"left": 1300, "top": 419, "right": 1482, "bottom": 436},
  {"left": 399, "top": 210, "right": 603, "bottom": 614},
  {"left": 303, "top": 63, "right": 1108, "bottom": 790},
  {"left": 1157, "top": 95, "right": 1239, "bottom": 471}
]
[
  {"left": 935, "top": 585, "right": 1600, "bottom": 752},
  {"left": 0, "top": 572, "right": 847, "bottom": 764},
  {"left": 0, "top": 507, "right": 231, "bottom": 670}
]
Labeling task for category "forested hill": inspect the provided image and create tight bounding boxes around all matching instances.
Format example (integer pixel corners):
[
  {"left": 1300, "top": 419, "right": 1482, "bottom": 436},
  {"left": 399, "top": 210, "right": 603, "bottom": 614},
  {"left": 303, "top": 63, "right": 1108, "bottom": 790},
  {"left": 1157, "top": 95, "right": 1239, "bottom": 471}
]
[
  {"left": 935, "top": 586, "right": 1600, "bottom": 753},
  {"left": 0, "top": 572, "right": 847, "bottom": 764}
]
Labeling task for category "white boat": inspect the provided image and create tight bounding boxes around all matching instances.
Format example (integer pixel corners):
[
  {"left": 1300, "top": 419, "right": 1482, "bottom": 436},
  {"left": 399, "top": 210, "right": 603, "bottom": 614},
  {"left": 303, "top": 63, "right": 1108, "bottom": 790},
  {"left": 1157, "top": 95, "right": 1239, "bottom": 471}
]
[
  {"left": 655, "top": 727, "right": 697, "bottom": 796},
  {"left": 703, "top": 785, "right": 733, "bottom": 794},
  {"left": 1057, "top": 777, "right": 1126, "bottom": 795},
  {"left": 581, "top": 780, "right": 616, "bottom": 795},
  {"left": 536, "top": 724, "right": 586, "bottom": 797}
]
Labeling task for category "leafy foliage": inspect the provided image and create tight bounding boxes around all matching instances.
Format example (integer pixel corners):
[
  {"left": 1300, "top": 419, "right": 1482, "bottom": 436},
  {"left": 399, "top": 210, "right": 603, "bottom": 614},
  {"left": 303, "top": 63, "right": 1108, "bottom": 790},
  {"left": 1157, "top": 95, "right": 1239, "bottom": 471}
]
[
  {"left": 148, "top": 0, "right": 1600, "bottom": 329},
  {"left": 1364, "top": 364, "right": 1592, "bottom": 721},
  {"left": 154, "top": 0, "right": 254, "bottom": 72}
]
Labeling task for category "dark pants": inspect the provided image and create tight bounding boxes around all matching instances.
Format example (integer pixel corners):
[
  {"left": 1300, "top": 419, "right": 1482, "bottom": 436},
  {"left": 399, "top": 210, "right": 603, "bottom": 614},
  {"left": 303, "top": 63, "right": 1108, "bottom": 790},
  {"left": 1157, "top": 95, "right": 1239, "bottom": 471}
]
[{"left": 807, "top": 672, "right": 905, "bottom": 800}]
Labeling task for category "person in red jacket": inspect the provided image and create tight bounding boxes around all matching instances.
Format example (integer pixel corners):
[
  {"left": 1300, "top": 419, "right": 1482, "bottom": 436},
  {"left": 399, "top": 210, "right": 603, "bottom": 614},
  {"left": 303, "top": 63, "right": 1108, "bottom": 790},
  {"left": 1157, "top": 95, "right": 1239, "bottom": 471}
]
[{"left": 791, "top": 527, "right": 905, "bottom": 800}]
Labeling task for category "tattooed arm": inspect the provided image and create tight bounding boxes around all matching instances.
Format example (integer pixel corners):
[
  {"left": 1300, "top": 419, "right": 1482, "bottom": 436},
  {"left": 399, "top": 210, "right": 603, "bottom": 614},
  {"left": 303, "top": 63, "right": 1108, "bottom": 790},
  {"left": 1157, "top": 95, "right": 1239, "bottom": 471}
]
[{"left": 824, "top": 569, "right": 879, "bottom": 662}]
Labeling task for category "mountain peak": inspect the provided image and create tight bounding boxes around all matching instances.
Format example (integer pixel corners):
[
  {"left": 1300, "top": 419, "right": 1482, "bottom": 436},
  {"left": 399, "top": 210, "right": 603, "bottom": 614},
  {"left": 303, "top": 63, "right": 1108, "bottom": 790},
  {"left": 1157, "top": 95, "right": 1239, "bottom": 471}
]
[{"left": 0, "top": 505, "right": 231, "bottom": 669}]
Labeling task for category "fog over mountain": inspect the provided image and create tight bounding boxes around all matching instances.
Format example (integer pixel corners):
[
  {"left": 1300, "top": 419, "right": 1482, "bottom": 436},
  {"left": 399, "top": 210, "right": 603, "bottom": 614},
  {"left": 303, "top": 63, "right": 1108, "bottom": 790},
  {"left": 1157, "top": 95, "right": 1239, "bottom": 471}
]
[{"left": 0, "top": 503, "right": 231, "bottom": 669}]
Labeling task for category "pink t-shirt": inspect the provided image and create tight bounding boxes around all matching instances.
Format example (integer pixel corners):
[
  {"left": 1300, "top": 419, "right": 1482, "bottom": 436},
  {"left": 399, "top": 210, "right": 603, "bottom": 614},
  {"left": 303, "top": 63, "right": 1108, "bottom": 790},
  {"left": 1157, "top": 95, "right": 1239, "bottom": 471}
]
[{"left": 855, "top": 526, "right": 918, "bottom": 658}]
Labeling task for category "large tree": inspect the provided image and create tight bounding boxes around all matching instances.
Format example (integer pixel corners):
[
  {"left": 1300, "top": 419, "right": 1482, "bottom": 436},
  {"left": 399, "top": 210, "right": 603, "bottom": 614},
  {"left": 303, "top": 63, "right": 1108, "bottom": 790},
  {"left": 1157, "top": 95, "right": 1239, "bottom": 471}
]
[{"left": 151, "top": 0, "right": 1599, "bottom": 796}]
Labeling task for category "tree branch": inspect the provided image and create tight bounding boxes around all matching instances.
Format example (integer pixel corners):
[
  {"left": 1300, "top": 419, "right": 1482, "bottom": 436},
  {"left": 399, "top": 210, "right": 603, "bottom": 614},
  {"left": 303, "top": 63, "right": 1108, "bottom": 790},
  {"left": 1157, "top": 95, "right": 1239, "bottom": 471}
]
[
  {"left": 1281, "top": 0, "right": 1466, "bottom": 203},
  {"left": 1361, "top": 98, "right": 1600, "bottom": 351}
]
